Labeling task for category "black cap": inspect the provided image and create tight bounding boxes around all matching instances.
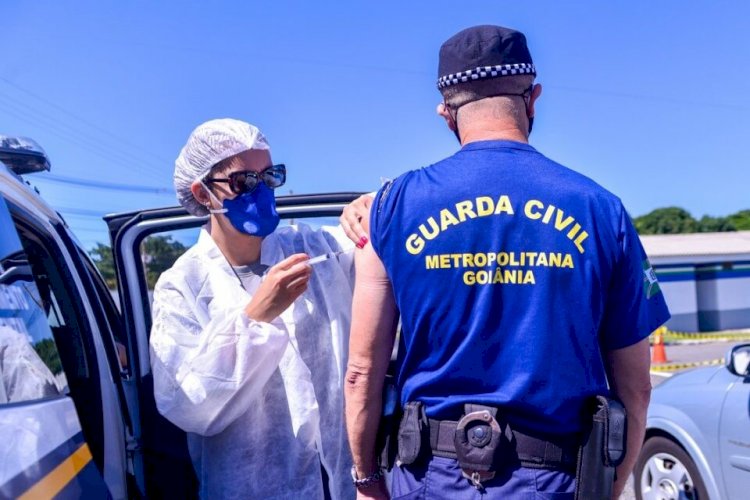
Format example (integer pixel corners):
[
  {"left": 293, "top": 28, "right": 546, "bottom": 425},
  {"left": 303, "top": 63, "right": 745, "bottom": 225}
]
[{"left": 437, "top": 25, "right": 535, "bottom": 90}]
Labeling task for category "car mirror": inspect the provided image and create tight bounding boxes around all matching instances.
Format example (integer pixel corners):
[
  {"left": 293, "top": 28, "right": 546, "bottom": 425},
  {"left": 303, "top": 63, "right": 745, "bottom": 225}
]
[
  {"left": 0, "top": 251, "right": 34, "bottom": 285},
  {"left": 0, "top": 264, "right": 35, "bottom": 285},
  {"left": 725, "top": 344, "right": 750, "bottom": 377}
]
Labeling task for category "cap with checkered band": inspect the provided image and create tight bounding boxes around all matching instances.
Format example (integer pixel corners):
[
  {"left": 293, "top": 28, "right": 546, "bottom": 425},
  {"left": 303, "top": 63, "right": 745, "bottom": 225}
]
[{"left": 437, "top": 25, "right": 535, "bottom": 91}]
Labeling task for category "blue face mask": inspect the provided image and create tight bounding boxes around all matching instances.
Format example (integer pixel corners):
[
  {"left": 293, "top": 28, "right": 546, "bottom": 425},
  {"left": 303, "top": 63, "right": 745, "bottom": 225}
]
[{"left": 205, "top": 182, "right": 280, "bottom": 237}]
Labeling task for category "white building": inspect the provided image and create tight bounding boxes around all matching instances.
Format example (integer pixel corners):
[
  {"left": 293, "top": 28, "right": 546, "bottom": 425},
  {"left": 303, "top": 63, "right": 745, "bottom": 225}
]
[{"left": 641, "top": 231, "right": 750, "bottom": 332}]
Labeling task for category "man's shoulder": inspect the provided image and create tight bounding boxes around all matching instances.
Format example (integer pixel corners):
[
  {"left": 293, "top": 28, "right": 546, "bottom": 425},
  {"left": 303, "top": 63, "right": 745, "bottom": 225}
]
[
  {"left": 388, "top": 146, "right": 622, "bottom": 205},
  {"left": 534, "top": 151, "right": 623, "bottom": 203}
]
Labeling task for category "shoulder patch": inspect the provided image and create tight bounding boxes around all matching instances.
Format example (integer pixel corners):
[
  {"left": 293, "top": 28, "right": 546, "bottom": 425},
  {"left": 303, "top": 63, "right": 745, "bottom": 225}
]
[{"left": 642, "top": 260, "right": 661, "bottom": 299}]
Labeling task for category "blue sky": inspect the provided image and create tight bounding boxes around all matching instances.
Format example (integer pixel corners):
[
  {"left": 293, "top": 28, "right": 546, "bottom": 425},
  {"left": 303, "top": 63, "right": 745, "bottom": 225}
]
[{"left": 1, "top": 1, "right": 748, "bottom": 250}]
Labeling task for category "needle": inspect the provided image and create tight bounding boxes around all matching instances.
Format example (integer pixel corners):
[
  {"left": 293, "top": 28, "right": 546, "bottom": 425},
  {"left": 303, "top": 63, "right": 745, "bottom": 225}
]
[{"left": 307, "top": 248, "right": 355, "bottom": 265}]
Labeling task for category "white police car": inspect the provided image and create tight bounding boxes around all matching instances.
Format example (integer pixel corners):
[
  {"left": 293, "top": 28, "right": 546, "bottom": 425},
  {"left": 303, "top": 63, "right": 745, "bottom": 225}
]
[{"left": 0, "top": 136, "right": 360, "bottom": 498}]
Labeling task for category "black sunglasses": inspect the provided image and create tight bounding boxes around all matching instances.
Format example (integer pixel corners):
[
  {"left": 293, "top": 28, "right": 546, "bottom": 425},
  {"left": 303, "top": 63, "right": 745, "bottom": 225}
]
[{"left": 205, "top": 164, "right": 286, "bottom": 195}]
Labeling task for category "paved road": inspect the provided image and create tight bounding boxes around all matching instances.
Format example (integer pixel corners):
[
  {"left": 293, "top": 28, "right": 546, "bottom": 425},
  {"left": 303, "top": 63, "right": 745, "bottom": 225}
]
[
  {"left": 649, "top": 340, "right": 736, "bottom": 388},
  {"left": 619, "top": 339, "right": 747, "bottom": 499}
]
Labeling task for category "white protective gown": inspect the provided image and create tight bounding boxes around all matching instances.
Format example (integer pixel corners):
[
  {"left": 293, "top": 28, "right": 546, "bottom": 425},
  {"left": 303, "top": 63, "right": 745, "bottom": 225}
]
[{"left": 149, "top": 224, "right": 355, "bottom": 499}]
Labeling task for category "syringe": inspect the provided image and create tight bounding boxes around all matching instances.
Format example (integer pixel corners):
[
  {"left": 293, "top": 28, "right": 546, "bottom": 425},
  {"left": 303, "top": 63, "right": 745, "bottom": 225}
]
[{"left": 307, "top": 248, "right": 355, "bottom": 265}]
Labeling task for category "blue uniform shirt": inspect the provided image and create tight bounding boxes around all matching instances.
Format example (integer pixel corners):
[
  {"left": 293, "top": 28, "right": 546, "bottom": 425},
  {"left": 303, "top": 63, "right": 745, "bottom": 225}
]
[{"left": 370, "top": 140, "right": 670, "bottom": 435}]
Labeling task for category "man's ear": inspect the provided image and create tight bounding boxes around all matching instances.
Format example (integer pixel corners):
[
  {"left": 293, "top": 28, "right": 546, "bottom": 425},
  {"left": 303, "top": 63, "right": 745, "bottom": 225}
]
[
  {"left": 527, "top": 83, "right": 542, "bottom": 118},
  {"left": 436, "top": 102, "right": 457, "bottom": 131},
  {"left": 191, "top": 180, "right": 211, "bottom": 207}
]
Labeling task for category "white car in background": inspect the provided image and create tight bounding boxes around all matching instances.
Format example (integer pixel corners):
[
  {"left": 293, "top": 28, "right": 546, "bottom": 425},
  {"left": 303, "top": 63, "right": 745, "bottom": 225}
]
[{"left": 635, "top": 343, "right": 750, "bottom": 499}]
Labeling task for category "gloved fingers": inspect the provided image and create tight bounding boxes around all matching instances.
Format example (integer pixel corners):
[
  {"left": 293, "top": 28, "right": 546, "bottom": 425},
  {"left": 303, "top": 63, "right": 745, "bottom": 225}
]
[{"left": 340, "top": 194, "right": 373, "bottom": 248}]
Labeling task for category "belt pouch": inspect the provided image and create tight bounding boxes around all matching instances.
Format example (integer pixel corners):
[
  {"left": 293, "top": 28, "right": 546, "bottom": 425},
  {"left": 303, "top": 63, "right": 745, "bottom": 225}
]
[
  {"left": 453, "top": 405, "right": 502, "bottom": 476},
  {"left": 574, "top": 396, "right": 627, "bottom": 500},
  {"left": 396, "top": 401, "right": 427, "bottom": 466}
]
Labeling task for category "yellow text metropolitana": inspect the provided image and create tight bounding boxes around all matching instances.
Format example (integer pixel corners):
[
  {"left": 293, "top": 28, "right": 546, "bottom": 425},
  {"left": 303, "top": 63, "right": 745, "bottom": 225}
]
[{"left": 425, "top": 251, "right": 574, "bottom": 269}]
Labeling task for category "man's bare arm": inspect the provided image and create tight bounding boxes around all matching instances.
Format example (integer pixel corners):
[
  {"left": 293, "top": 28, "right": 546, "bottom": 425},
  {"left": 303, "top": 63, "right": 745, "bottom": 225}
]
[
  {"left": 345, "top": 242, "right": 398, "bottom": 482},
  {"left": 604, "top": 337, "right": 652, "bottom": 499}
]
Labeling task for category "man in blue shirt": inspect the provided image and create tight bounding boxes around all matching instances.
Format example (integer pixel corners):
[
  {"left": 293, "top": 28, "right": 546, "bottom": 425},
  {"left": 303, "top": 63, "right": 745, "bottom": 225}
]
[{"left": 344, "top": 25, "right": 670, "bottom": 499}]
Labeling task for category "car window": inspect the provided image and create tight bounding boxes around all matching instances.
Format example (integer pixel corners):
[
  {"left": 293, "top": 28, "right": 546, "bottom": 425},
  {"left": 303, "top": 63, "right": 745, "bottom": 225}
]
[
  {"left": 0, "top": 266, "right": 67, "bottom": 404},
  {"left": 0, "top": 202, "right": 66, "bottom": 404},
  {"left": 5, "top": 201, "right": 108, "bottom": 468}
]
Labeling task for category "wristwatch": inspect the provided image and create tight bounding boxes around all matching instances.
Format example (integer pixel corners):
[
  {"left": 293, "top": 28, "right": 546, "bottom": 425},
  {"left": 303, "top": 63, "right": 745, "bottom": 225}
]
[{"left": 350, "top": 465, "right": 384, "bottom": 489}]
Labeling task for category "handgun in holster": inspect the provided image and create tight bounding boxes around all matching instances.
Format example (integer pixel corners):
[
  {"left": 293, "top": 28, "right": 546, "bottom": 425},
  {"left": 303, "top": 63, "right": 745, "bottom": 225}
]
[{"left": 574, "top": 395, "right": 627, "bottom": 500}]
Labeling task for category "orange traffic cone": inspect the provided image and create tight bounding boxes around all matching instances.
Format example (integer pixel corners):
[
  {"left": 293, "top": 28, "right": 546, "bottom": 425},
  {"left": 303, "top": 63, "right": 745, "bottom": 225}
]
[{"left": 651, "top": 326, "right": 669, "bottom": 364}]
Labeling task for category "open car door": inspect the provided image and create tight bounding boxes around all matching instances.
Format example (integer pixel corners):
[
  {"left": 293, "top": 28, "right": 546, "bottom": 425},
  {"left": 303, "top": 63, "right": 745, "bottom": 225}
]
[
  {"left": 0, "top": 194, "right": 114, "bottom": 498},
  {"left": 105, "top": 193, "right": 362, "bottom": 497}
]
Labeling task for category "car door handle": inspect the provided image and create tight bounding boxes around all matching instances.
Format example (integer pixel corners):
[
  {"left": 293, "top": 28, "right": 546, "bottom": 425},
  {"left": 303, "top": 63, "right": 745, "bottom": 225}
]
[{"left": 730, "top": 455, "right": 750, "bottom": 473}]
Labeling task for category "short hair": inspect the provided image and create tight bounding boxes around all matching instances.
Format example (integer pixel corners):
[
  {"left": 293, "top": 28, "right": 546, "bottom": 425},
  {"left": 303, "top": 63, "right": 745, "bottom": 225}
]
[
  {"left": 441, "top": 74, "right": 534, "bottom": 109},
  {"left": 208, "top": 155, "right": 238, "bottom": 177},
  {"left": 207, "top": 149, "right": 256, "bottom": 179}
]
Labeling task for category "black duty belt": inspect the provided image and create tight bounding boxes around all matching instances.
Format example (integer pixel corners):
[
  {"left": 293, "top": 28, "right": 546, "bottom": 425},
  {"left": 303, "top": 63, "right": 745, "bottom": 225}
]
[{"left": 428, "top": 417, "right": 579, "bottom": 470}]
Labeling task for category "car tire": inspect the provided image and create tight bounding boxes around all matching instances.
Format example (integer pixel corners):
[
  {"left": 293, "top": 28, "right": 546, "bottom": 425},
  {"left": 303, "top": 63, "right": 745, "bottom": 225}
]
[{"left": 634, "top": 436, "right": 709, "bottom": 500}]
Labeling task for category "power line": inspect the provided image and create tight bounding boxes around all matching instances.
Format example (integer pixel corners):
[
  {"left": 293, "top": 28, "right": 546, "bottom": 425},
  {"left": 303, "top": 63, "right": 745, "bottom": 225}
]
[
  {"left": 0, "top": 102, "right": 164, "bottom": 182},
  {"left": 0, "top": 76, "right": 172, "bottom": 165},
  {"left": 0, "top": 94, "right": 166, "bottom": 182},
  {"left": 62, "top": 40, "right": 748, "bottom": 112},
  {"left": 85, "top": 39, "right": 432, "bottom": 78},
  {"left": 61, "top": 221, "right": 108, "bottom": 231},
  {"left": 546, "top": 84, "right": 749, "bottom": 112},
  {"left": 66, "top": 227, "right": 108, "bottom": 236},
  {"left": 59, "top": 213, "right": 105, "bottom": 220},
  {"left": 38, "top": 174, "right": 173, "bottom": 194},
  {"left": 56, "top": 206, "right": 109, "bottom": 217},
  {"left": 0, "top": 92, "right": 164, "bottom": 169}
]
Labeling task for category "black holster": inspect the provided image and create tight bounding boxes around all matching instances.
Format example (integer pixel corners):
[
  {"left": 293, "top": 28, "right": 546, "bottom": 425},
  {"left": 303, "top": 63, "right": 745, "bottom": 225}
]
[
  {"left": 395, "top": 401, "right": 429, "bottom": 466},
  {"left": 574, "top": 396, "right": 627, "bottom": 500},
  {"left": 376, "top": 375, "right": 401, "bottom": 470}
]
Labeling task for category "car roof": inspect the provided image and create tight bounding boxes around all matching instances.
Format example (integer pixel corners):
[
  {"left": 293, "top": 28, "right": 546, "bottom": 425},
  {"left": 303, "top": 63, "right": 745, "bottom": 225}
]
[{"left": 0, "top": 161, "right": 68, "bottom": 227}]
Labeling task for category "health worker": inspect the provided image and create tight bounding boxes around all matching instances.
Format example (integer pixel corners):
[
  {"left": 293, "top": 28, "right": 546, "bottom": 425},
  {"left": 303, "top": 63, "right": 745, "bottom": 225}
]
[{"left": 150, "top": 118, "right": 362, "bottom": 499}]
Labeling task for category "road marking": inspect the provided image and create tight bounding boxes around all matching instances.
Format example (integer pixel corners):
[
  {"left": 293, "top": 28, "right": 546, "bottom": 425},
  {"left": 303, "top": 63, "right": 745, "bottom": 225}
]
[{"left": 650, "top": 358, "right": 724, "bottom": 372}]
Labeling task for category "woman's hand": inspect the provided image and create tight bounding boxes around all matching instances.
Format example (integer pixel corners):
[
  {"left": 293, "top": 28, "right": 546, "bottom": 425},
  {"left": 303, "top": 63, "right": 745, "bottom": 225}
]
[
  {"left": 244, "top": 253, "right": 312, "bottom": 323},
  {"left": 341, "top": 194, "right": 374, "bottom": 248}
]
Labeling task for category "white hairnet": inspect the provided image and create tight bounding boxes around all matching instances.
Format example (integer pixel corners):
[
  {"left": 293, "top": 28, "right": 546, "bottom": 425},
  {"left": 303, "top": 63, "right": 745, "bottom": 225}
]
[{"left": 174, "top": 118, "right": 270, "bottom": 216}]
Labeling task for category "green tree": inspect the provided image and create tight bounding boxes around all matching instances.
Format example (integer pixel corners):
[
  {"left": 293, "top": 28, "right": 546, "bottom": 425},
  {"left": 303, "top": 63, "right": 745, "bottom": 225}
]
[
  {"left": 90, "top": 242, "right": 116, "bottom": 289},
  {"left": 697, "top": 215, "right": 735, "bottom": 232},
  {"left": 727, "top": 209, "right": 750, "bottom": 230},
  {"left": 33, "top": 338, "right": 63, "bottom": 375},
  {"left": 141, "top": 235, "right": 187, "bottom": 289},
  {"left": 634, "top": 207, "right": 699, "bottom": 235}
]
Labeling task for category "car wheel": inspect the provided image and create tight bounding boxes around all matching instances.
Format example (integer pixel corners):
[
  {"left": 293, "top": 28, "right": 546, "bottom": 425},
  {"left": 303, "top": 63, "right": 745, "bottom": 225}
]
[{"left": 634, "top": 436, "right": 709, "bottom": 500}]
